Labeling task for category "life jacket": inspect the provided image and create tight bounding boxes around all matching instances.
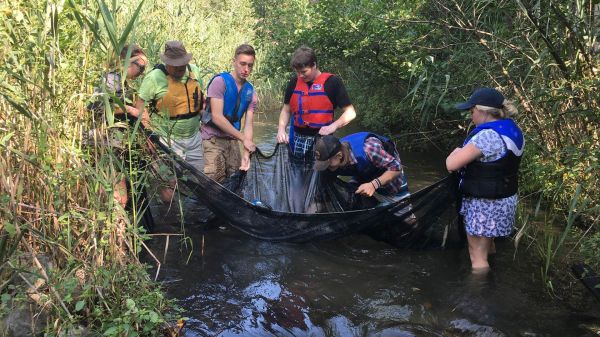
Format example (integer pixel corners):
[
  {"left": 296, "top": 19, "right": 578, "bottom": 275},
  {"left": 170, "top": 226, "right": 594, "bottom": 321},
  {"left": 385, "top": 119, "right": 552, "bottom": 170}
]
[
  {"left": 335, "top": 132, "right": 398, "bottom": 183},
  {"left": 289, "top": 73, "right": 335, "bottom": 129},
  {"left": 460, "top": 119, "right": 525, "bottom": 198},
  {"left": 152, "top": 64, "right": 204, "bottom": 120},
  {"left": 111, "top": 82, "right": 133, "bottom": 121},
  {"left": 88, "top": 72, "right": 136, "bottom": 124},
  {"left": 203, "top": 72, "right": 254, "bottom": 131}
]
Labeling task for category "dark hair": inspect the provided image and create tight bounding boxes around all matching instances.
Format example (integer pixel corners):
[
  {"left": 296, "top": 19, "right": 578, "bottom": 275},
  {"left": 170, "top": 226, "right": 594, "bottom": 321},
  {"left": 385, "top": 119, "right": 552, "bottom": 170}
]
[
  {"left": 234, "top": 44, "right": 256, "bottom": 58},
  {"left": 119, "top": 44, "right": 145, "bottom": 60},
  {"left": 291, "top": 46, "right": 316, "bottom": 69}
]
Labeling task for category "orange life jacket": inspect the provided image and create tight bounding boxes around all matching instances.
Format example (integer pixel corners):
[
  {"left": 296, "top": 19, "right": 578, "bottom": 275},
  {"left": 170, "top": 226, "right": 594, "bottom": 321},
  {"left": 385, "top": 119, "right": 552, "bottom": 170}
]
[
  {"left": 154, "top": 65, "right": 203, "bottom": 119},
  {"left": 289, "top": 72, "right": 334, "bottom": 128}
]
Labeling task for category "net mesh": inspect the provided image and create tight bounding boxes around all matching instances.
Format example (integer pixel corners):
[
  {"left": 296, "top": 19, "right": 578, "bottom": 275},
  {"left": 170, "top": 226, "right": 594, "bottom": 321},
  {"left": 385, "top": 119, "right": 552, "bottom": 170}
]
[{"left": 150, "top": 134, "right": 463, "bottom": 247}]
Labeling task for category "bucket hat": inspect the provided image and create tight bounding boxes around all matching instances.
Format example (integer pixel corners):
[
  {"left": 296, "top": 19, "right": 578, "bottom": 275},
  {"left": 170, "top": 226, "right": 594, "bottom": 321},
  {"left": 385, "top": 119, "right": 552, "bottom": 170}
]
[{"left": 160, "top": 40, "right": 192, "bottom": 67}]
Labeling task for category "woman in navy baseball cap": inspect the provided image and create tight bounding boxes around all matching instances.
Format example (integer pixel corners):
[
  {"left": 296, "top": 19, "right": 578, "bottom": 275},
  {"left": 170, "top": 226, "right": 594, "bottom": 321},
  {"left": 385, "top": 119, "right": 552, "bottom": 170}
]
[{"left": 446, "top": 87, "right": 525, "bottom": 272}]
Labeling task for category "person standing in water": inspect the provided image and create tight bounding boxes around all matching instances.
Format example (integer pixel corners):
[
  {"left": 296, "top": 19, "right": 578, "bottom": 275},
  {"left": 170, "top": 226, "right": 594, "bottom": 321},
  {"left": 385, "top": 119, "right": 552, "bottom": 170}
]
[
  {"left": 200, "top": 44, "right": 258, "bottom": 182},
  {"left": 134, "top": 40, "right": 205, "bottom": 202},
  {"left": 446, "top": 87, "right": 524, "bottom": 271},
  {"left": 88, "top": 43, "right": 149, "bottom": 208}
]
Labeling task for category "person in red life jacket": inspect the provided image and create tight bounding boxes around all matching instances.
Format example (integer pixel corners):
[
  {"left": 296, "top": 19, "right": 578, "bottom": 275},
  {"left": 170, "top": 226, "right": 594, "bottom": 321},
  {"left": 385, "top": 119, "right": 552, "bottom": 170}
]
[
  {"left": 312, "top": 133, "right": 409, "bottom": 199},
  {"left": 446, "top": 88, "right": 524, "bottom": 272},
  {"left": 200, "top": 44, "right": 258, "bottom": 183},
  {"left": 276, "top": 46, "right": 356, "bottom": 158}
]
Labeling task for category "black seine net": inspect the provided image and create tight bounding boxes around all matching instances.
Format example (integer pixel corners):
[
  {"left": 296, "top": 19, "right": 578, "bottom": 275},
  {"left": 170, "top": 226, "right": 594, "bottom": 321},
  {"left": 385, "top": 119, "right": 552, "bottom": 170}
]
[{"left": 150, "top": 134, "right": 464, "bottom": 247}]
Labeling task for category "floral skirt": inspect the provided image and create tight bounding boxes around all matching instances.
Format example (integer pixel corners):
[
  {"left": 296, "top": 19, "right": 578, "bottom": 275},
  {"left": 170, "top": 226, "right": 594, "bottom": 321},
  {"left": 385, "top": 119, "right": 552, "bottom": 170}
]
[{"left": 460, "top": 194, "right": 517, "bottom": 237}]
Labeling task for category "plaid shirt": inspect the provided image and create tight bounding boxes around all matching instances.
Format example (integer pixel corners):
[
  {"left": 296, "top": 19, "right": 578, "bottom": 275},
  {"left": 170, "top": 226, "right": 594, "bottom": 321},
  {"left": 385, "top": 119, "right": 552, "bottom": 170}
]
[
  {"left": 291, "top": 133, "right": 316, "bottom": 158},
  {"left": 348, "top": 137, "right": 408, "bottom": 196}
]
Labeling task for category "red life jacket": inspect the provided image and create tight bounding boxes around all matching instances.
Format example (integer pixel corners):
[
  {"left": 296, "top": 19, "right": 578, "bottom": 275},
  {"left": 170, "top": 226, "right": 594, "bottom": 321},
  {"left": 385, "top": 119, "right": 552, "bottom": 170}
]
[{"left": 289, "top": 73, "right": 334, "bottom": 129}]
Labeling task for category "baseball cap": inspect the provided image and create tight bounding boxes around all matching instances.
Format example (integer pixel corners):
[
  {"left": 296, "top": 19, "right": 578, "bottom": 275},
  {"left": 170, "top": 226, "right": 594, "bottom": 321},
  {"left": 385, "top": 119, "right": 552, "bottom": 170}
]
[
  {"left": 455, "top": 87, "right": 505, "bottom": 110},
  {"left": 313, "top": 135, "right": 342, "bottom": 171}
]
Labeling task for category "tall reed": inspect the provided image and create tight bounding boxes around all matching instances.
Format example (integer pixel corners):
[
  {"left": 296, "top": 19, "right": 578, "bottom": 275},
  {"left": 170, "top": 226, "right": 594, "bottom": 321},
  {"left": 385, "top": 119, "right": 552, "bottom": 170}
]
[{"left": 1, "top": 0, "right": 282, "bottom": 331}]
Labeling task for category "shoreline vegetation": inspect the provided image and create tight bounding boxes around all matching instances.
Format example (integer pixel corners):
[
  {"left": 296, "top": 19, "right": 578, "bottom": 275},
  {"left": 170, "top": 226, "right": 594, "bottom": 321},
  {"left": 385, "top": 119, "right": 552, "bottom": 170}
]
[{"left": 0, "top": 0, "right": 598, "bottom": 335}]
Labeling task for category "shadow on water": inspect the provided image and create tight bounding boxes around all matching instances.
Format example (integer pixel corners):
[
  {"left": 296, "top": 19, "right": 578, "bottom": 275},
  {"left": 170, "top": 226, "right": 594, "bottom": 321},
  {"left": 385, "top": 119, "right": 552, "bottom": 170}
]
[{"left": 144, "top": 112, "right": 600, "bottom": 337}]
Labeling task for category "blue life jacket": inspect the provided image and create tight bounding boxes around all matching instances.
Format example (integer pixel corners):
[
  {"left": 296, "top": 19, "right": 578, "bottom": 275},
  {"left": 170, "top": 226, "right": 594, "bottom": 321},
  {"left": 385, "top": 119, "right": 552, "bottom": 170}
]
[
  {"left": 335, "top": 132, "right": 396, "bottom": 182},
  {"left": 204, "top": 72, "right": 254, "bottom": 130},
  {"left": 460, "top": 118, "right": 525, "bottom": 198}
]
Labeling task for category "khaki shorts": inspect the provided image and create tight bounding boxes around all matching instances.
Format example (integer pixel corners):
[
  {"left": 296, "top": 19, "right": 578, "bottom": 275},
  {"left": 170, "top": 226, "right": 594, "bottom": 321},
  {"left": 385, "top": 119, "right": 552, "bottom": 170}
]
[
  {"left": 202, "top": 137, "right": 241, "bottom": 183},
  {"left": 151, "top": 132, "right": 204, "bottom": 184}
]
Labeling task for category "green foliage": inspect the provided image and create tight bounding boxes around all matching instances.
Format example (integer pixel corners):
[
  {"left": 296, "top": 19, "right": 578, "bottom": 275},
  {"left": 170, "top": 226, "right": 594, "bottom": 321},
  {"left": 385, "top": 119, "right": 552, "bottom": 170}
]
[
  {"left": 122, "top": 0, "right": 259, "bottom": 84},
  {"left": 90, "top": 264, "right": 178, "bottom": 336},
  {"left": 256, "top": 0, "right": 600, "bottom": 282},
  {"left": 579, "top": 231, "right": 600, "bottom": 267},
  {"left": 0, "top": 0, "right": 262, "bottom": 335},
  {"left": 22, "top": 262, "right": 178, "bottom": 337},
  {"left": 254, "top": 0, "right": 465, "bottom": 141}
]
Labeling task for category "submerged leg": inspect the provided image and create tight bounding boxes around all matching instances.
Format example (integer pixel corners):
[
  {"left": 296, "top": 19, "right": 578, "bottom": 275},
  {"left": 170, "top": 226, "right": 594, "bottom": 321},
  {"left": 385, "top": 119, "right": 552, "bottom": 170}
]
[
  {"left": 467, "top": 234, "right": 492, "bottom": 270},
  {"left": 158, "top": 179, "right": 176, "bottom": 204},
  {"left": 114, "top": 178, "right": 128, "bottom": 208}
]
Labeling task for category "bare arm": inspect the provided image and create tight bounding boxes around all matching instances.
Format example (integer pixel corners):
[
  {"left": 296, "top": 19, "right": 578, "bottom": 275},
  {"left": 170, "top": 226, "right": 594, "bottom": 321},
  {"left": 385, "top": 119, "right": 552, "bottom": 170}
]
[
  {"left": 243, "top": 108, "right": 254, "bottom": 145},
  {"left": 319, "top": 104, "right": 356, "bottom": 135},
  {"left": 376, "top": 170, "right": 402, "bottom": 186},
  {"left": 355, "top": 170, "right": 402, "bottom": 197},
  {"left": 132, "top": 98, "right": 150, "bottom": 127},
  {"left": 133, "top": 98, "right": 145, "bottom": 117},
  {"left": 210, "top": 98, "right": 256, "bottom": 152},
  {"left": 276, "top": 104, "right": 292, "bottom": 143},
  {"left": 445, "top": 143, "right": 482, "bottom": 172},
  {"left": 239, "top": 107, "right": 255, "bottom": 171}
]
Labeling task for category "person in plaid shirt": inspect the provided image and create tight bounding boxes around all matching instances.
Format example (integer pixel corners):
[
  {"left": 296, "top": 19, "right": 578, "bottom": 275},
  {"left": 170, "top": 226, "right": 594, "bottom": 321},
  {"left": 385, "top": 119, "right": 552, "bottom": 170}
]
[{"left": 313, "top": 132, "right": 409, "bottom": 198}]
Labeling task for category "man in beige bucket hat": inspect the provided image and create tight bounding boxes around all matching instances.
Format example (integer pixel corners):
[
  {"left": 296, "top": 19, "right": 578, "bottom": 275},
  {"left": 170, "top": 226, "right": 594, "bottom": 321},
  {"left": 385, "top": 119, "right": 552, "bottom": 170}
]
[
  {"left": 159, "top": 40, "right": 192, "bottom": 67},
  {"left": 134, "top": 40, "right": 205, "bottom": 203}
]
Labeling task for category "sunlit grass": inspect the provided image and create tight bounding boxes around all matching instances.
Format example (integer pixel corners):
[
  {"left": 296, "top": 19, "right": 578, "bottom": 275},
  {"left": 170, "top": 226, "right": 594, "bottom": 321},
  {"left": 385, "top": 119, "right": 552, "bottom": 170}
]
[{"left": 0, "top": 0, "right": 271, "bottom": 334}]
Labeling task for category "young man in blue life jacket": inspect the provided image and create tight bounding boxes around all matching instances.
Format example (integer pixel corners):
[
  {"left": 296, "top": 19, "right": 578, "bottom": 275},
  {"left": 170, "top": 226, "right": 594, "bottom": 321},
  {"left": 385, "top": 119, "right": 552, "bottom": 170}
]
[
  {"left": 276, "top": 46, "right": 357, "bottom": 159},
  {"left": 200, "top": 44, "right": 258, "bottom": 183},
  {"left": 133, "top": 40, "right": 205, "bottom": 202},
  {"left": 313, "top": 133, "right": 409, "bottom": 199}
]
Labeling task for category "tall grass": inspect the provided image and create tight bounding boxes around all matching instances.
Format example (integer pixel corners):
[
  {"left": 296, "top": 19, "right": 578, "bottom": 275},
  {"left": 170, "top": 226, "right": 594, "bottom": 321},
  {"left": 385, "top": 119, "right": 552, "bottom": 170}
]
[
  {"left": 0, "top": 0, "right": 175, "bottom": 334},
  {"left": 0, "top": 0, "right": 271, "bottom": 334}
]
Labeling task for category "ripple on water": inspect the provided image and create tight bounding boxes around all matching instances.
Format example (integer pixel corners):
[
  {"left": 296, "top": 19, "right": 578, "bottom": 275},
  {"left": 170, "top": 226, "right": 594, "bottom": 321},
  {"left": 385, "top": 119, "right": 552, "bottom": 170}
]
[{"left": 148, "top": 121, "right": 599, "bottom": 337}]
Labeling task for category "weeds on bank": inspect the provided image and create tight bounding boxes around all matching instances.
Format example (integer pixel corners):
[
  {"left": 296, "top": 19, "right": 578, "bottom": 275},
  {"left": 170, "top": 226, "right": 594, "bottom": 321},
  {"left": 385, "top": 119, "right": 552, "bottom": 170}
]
[
  {"left": 1, "top": 0, "right": 275, "bottom": 333},
  {"left": 515, "top": 183, "right": 600, "bottom": 299},
  {"left": 0, "top": 0, "right": 181, "bottom": 334}
]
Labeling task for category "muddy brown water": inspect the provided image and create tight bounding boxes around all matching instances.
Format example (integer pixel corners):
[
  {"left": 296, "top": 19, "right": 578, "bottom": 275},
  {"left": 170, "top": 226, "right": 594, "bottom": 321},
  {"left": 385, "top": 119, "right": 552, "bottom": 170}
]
[{"left": 145, "top": 113, "right": 599, "bottom": 337}]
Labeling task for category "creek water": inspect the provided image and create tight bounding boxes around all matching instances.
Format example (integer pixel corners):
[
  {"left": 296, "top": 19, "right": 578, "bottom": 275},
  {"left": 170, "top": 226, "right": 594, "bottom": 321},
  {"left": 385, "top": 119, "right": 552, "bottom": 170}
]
[{"left": 146, "top": 113, "right": 599, "bottom": 337}]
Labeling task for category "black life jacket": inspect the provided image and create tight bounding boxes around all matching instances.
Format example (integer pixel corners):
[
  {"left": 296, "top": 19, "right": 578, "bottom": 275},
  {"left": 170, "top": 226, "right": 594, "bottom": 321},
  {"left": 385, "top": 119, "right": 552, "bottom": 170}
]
[{"left": 460, "top": 119, "right": 524, "bottom": 199}]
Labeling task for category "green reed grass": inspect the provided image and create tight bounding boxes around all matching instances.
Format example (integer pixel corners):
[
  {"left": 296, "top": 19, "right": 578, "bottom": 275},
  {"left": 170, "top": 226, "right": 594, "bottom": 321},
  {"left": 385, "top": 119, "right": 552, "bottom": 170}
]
[{"left": 0, "top": 0, "right": 272, "bottom": 334}]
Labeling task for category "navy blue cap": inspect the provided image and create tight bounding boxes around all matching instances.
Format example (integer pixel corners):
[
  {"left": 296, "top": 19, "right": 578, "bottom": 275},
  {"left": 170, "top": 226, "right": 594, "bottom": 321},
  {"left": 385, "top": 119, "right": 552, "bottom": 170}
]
[{"left": 455, "top": 87, "right": 505, "bottom": 110}]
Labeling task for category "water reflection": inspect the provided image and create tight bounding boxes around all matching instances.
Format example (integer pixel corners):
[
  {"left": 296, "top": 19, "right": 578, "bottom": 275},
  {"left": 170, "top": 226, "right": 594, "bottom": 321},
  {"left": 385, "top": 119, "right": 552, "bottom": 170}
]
[
  {"left": 147, "top": 223, "right": 597, "bottom": 337},
  {"left": 146, "top": 112, "right": 598, "bottom": 337}
]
